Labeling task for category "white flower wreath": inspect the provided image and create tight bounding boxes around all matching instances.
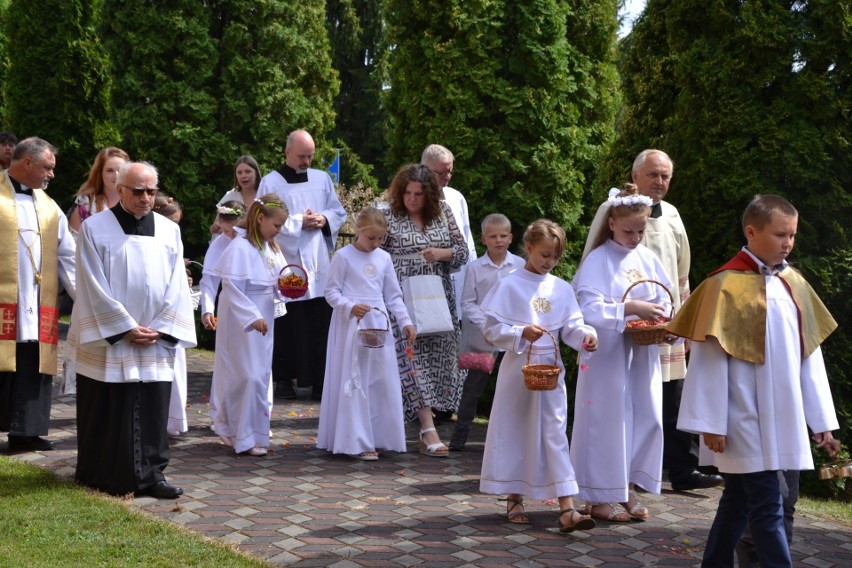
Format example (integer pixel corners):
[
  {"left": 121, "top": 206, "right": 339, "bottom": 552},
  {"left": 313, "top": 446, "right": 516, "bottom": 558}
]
[{"left": 607, "top": 187, "right": 653, "bottom": 207}]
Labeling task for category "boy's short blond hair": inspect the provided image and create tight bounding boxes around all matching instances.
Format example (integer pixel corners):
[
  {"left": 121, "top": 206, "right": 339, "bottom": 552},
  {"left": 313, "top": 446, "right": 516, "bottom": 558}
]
[
  {"left": 742, "top": 194, "right": 798, "bottom": 232},
  {"left": 480, "top": 213, "right": 511, "bottom": 233}
]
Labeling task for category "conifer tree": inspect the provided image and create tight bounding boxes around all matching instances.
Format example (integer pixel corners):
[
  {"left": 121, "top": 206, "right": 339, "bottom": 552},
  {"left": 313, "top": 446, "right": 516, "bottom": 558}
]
[
  {"left": 2, "top": 0, "right": 118, "bottom": 205},
  {"left": 217, "top": 0, "right": 339, "bottom": 170},
  {"left": 612, "top": 0, "right": 851, "bottom": 458},
  {"left": 384, "top": 0, "right": 619, "bottom": 271},
  {"left": 326, "top": 0, "right": 387, "bottom": 184},
  {"left": 102, "top": 0, "right": 339, "bottom": 253}
]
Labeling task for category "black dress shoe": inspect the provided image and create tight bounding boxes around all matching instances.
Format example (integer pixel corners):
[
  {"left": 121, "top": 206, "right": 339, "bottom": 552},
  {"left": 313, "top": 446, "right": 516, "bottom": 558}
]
[
  {"left": 140, "top": 480, "right": 184, "bottom": 499},
  {"left": 671, "top": 471, "right": 724, "bottom": 491},
  {"left": 7, "top": 435, "right": 55, "bottom": 452}
]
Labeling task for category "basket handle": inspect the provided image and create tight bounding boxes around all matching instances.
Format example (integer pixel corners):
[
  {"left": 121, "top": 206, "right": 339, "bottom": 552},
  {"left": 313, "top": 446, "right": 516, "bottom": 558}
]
[
  {"left": 279, "top": 263, "right": 309, "bottom": 285},
  {"left": 620, "top": 279, "right": 674, "bottom": 317},
  {"left": 357, "top": 306, "right": 390, "bottom": 332},
  {"left": 525, "top": 328, "right": 559, "bottom": 367}
]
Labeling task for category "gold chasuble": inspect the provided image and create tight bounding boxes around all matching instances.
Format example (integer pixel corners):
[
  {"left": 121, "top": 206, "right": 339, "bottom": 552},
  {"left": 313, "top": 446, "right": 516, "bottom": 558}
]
[
  {"left": 667, "top": 251, "right": 836, "bottom": 365},
  {"left": 0, "top": 176, "right": 61, "bottom": 374}
]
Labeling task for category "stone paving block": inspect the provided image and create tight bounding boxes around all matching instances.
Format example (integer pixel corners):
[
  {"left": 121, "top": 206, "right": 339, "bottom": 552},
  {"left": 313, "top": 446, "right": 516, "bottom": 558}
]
[{"left": 14, "top": 340, "right": 849, "bottom": 568}]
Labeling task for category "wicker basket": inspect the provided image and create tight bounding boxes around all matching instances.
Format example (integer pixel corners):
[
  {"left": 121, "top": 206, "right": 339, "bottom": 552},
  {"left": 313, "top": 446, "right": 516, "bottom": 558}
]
[
  {"left": 357, "top": 307, "right": 390, "bottom": 348},
  {"left": 278, "top": 264, "right": 309, "bottom": 299},
  {"left": 819, "top": 460, "right": 852, "bottom": 480},
  {"left": 622, "top": 279, "right": 674, "bottom": 346},
  {"left": 522, "top": 329, "right": 561, "bottom": 391}
]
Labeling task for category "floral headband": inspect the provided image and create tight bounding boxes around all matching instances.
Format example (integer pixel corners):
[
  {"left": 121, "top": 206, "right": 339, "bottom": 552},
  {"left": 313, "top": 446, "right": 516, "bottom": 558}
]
[
  {"left": 216, "top": 205, "right": 244, "bottom": 216},
  {"left": 254, "top": 198, "right": 284, "bottom": 208},
  {"left": 607, "top": 187, "right": 653, "bottom": 208}
]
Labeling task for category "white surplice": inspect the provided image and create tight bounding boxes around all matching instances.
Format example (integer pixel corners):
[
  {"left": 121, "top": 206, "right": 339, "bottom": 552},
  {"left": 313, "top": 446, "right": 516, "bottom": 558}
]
[
  {"left": 65, "top": 211, "right": 196, "bottom": 391},
  {"left": 583, "top": 200, "right": 690, "bottom": 381},
  {"left": 256, "top": 168, "right": 347, "bottom": 300},
  {"left": 678, "top": 276, "right": 839, "bottom": 474},
  {"left": 7, "top": 177, "right": 77, "bottom": 342},
  {"left": 209, "top": 236, "right": 286, "bottom": 453},
  {"left": 478, "top": 268, "right": 595, "bottom": 500},
  {"left": 198, "top": 229, "right": 244, "bottom": 317},
  {"left": 317, "top": 245, "right": 413, "bottom": 455},
  {"left": 570, "top": 239, "right": 673, "bottom": 503}
]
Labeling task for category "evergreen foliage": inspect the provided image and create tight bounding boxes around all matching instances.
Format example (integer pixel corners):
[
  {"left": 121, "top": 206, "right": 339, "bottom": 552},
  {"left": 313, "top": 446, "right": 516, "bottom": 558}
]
[
  {"left": 101, "top": 0, "right": 339, "bottom": 255},
  {"left": 609, "top": 0, "right": 851, "bottom": 493},
  {"left": 326, "top": 0, "right": 387, "bottom": 185},
  {"left": 101, "top": 0, "right": 223, "bottom": 253},
  {"left": 384, "top": 0, "right": 619, "bottom": 274},
  {"left": 1, "top": 0, "right": 118, "bottom": 205}
]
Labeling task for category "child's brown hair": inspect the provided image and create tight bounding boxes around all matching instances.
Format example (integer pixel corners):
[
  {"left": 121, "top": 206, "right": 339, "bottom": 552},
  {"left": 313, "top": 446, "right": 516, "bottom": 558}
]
[
  {"left": 354, "top": 206, "right": 388, "bottom": 234},
  {"left": 523, "top": 219, "right": 565, "bottom": 259},
  {"left": 742, "top": 194, "right": 798, "bottom": 232},
  {"left": 243, "top": 195, "right": 288, "bottom": 252}
]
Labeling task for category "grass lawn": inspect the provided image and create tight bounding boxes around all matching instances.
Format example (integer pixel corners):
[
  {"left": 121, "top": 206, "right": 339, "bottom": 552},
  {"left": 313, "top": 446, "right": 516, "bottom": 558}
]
[
  {"left": 797, "top": 495, "right": 852, "bottom": 526},
  {"left": 0, "top": 456, "right": 271, "bottom": 568}
]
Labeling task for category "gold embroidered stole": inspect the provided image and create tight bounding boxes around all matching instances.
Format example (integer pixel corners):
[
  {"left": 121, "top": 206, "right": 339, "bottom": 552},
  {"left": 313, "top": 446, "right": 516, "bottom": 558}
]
[
  {"left": 667, "top": 266, "right": 837, "bottom": 364},
  {"left": 0, "top": 176, "right": 60, "bottom": 374}
]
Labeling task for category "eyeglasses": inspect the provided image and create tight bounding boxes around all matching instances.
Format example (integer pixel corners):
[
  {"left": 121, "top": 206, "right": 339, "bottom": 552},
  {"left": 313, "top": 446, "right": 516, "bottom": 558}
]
[
  {"left": 431, "top": 169, "right": 454, "bottom": 177},
  {"left": 119, "top": 184, "right": 158, "bottom": 197}
]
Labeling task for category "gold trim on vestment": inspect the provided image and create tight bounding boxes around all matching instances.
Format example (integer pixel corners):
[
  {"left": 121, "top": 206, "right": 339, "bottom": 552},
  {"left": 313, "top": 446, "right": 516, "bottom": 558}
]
[
  {"left": 0, "top": 176, "right": 60, "bottom": 374},
  {"left": 667, "top": 268, "right": 837, "bottom": 365}
]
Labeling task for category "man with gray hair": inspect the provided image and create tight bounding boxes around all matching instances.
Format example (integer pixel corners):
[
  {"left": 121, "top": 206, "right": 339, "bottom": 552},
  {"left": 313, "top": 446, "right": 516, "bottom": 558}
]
[
  {"left": 0, "top": 137, "right": 76, "bottom": 452},
  {"left": 68, "top": 161, "right": 196, "bottom": 498},
  {"left": 421, "top": 144, "right": 477, "bottom": 316},
  {"left": 421, "top": 144, "right": 477, "bottom": 424},
  {"left": 583, "top": 149, "right": 722, "bottom": 492}
]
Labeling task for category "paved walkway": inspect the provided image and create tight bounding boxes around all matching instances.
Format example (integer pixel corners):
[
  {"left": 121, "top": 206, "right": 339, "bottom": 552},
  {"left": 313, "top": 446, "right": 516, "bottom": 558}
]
[{"left": 8, "top": 335, "right": 851, "bottom": 567}]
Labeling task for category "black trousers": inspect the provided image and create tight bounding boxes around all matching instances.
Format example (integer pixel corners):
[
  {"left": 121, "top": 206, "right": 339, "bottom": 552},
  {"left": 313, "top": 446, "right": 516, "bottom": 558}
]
[
  {"left": 0, "top": 342, "right": 52, "bottom": 436},
  {"left": 272, "top": 297, "right": 332, "bottom": 393},
  {"left": 662, "top": 378, "right": 700, "bottom": 481},
  {"left": 75, "top": 375, "right": 170, "bottom": 495}
]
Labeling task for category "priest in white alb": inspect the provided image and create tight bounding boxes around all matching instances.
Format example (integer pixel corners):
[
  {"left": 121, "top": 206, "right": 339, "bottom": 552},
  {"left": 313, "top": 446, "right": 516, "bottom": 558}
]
[
  {"left": 1, "top": 138, "right": 75, "bottom": 452},
  {"left": 66, "top": 161, "right": 196, "bottom": 499}
]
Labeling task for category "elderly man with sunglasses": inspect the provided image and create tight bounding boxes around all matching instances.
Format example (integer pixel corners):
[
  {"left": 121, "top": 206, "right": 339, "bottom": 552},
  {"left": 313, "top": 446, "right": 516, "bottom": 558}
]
[{"left": 66, "top": 161, "right": 196, "bottom": 499}]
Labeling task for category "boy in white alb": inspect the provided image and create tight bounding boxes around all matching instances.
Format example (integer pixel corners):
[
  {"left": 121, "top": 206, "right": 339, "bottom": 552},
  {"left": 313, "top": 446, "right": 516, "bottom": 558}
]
[
  {"left": 449, "top": 214, "right": 524, "bottom": 451},
  {"left": 671, "top": 194, "right": 838, "bottom": 567}
]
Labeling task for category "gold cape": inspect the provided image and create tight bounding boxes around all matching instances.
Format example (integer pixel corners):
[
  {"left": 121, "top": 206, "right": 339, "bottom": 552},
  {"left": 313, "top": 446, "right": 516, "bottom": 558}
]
[
  {"left": 666, "top": 253, "right": 837, "bottom": 364},
  {"left": 0, "top": 175, "right": 60, "bottom": 375}
]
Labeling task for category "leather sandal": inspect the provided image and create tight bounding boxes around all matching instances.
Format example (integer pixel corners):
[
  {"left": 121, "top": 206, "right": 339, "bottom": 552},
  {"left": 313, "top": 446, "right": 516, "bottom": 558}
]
[
  {"left": 418, "top": 428, "right": 448, "bottom": 457},
  {"left": 353, "top": 451, "right": 379, "bottom": 461},
  {"left": 559, "top": 508, "right": 596, "bottom": 533},
  {"left": 505, "top": 497, "right": 530, "bottom": 524},
  {"left": 621, "top": 490, "right": 649, "bottom": 521},
  {"left": 586, "top": 502, "right": 632, "bottom": 522}
]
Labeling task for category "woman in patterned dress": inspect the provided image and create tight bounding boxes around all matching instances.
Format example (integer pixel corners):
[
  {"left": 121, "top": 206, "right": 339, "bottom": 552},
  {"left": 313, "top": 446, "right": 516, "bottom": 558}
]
[{"left": 381, "top": 164, "right": 469, "bottom": 456}]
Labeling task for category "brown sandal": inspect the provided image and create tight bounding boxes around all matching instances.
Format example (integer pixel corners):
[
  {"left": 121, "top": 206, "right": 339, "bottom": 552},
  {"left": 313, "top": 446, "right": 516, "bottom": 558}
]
[
  {"left": 559, "top": 508, "right": 596, "bottom": 533},
  {"left": 506, "top": 497, "right": 530, "bottom": 524}
]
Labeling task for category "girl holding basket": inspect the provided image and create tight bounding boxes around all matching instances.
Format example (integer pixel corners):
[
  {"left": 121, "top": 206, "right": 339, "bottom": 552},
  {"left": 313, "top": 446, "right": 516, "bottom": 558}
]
[
  {"left": 317, "top": 207, "right": 416, "bottom": 460},
  {"left": 209, "top": 195, "right": 288, "bottom": 456},
  {"left": 479, "top": 220, "right": 598, "bottom": 533}
]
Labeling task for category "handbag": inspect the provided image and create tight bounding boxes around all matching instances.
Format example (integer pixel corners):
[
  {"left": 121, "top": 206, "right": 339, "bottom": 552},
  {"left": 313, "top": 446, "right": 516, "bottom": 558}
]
[
  {"left": 402, "top": 273, "right": 454, "bottom": 335},
  {"left": 457, "top": 317, "right": 497, "bottom": 373}
]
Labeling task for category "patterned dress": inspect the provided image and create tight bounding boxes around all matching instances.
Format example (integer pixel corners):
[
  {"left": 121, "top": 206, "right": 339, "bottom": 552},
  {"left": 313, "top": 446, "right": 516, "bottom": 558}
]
[{"left": 382, "top": 201, "right": 469, "bottom": 422}]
